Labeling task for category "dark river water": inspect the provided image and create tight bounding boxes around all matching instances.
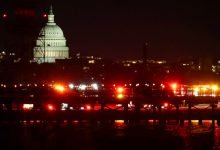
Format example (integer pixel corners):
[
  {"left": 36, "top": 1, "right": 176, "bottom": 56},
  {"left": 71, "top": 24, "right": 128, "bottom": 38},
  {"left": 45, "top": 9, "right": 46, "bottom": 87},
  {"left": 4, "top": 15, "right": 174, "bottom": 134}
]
[{"left": 0, "top": 120, "right": 219, "bottom": 150}]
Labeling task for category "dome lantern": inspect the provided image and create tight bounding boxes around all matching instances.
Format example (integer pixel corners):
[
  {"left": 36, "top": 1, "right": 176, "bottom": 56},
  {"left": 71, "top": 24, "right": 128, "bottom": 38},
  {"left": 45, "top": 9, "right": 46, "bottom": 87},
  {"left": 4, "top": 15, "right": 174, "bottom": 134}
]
[{"left": 47, "top": 5, "right": 55, "bottom": 25}]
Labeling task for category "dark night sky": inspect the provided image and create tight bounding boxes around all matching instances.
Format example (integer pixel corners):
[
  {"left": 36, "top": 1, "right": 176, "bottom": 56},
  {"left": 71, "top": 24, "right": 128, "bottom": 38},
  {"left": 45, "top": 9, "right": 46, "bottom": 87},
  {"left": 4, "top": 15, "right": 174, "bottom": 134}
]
[{"left": 3, "top": 0, "right": 220, "bottom": 61}]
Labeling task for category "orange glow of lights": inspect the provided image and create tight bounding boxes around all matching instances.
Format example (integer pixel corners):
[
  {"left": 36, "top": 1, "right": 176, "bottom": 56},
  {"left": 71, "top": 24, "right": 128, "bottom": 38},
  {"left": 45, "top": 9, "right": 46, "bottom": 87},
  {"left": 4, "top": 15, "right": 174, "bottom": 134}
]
[
  {"left": 117, "top": 94, "right": 124, "bottom": 99},
  {"left": 54, "top": 84, "right": 65, "bottom": 93},
  {"left": 116, "top": 87, "right": 124, "bottom": 93},
  {"left": 201, "top": 87, "right": 207, "bottom": 91},
  {"left": 193, "top": 87, "right": 199, "bottom": 94},
  {"left": 193, "top": 87, "right": 199, "bottom": 96},
  {"left": 115, "top": 120, "right": 124, "bottom": 123},
  {"left": 170, "top": 83, "right": 177, "bottom": 90},
  {"left": 193, "top": 87, "right": 199, "bottom": 92},
  {"left": 191, "top": 120, "right": 199, "bottom": 123},
  {"left": 212, "top": 85, "right": 218, "bottom": 91},
  {"left": 115, "top": 86, "right": 125, "bottom": 99}
]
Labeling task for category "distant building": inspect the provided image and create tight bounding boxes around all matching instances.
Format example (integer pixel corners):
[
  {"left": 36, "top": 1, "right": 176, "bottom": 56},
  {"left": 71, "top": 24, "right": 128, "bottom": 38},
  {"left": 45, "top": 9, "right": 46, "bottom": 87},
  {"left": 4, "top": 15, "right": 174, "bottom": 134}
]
[{"left": 33, "top": 6, "right": 69, "bottom": 63}]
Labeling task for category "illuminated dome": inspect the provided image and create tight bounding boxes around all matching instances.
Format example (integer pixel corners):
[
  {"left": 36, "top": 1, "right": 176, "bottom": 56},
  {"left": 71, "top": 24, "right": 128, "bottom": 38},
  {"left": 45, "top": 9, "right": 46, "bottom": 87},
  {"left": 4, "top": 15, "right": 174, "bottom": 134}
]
[
  {"left": 33, "top": 5, "right": 69, "bottom": 63},
  {"left": 39, "top": 25, "right": 64, "bottom": 38}
]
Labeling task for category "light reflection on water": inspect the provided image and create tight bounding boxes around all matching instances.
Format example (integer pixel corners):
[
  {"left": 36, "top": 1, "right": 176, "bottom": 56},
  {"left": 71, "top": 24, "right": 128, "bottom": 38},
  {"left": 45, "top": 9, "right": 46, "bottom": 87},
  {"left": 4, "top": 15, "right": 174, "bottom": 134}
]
[{"left": 0, "top": 120, "right": 219, "bottom": 150}]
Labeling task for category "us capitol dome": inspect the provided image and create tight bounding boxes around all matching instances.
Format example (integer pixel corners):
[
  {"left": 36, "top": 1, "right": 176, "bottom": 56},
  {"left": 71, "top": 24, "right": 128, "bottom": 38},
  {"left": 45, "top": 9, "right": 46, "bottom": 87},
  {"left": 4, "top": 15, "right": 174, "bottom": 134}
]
[{"left": 33, "top": 6, "right": 69, "bottom": 63}]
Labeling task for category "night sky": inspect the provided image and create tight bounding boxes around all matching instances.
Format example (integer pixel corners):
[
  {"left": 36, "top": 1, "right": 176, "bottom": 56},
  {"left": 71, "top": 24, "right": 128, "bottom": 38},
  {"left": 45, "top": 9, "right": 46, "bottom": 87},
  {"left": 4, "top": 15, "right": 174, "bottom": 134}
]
[{"left": 3, "top": 0, "right": 220, "bottom": 61}]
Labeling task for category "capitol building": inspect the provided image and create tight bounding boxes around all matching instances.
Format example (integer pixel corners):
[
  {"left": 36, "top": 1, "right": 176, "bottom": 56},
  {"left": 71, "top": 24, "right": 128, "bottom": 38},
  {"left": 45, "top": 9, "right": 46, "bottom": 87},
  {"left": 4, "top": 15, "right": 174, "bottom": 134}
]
[{"left": 33, "top": 6, "right": 69, "bottom": 63}]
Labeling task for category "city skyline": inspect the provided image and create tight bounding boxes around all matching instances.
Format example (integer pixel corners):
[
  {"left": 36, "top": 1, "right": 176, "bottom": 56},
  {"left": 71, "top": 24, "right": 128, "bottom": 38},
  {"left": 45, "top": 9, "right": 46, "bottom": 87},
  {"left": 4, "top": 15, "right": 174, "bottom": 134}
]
[{"left": 1, "top": 0, "right": 220, "bottom": 61}]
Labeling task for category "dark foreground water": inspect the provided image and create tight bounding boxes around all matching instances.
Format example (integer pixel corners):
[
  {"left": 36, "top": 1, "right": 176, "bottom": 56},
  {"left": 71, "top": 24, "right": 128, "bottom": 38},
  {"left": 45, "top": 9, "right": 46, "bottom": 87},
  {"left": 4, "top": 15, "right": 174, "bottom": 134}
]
[{"left": 0, "top": 120, "right": 219, "bottom": 150}]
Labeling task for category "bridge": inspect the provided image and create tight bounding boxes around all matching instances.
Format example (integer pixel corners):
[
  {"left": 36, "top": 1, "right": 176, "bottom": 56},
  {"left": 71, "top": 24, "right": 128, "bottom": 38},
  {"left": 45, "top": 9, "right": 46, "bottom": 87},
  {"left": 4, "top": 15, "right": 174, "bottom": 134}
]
[{"left": 0, "top": 83, "right": 219, "bottom": 125}]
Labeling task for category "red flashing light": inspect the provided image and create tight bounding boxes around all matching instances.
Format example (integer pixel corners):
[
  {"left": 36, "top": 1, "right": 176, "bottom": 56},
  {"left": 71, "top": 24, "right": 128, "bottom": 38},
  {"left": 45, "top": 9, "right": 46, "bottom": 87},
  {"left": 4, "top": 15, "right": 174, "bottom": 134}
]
[
  {"left": 86, "top": 105, "right": 91, "bottom": 110},
  {"left": 47, "top": 104, "right": 55, "bottom": 111},
  {"left": 164, "top": 103, "right": 168, "bottom": 107},
  {"left": 43, "top": 13, "right": 47, "bottom": 18}
]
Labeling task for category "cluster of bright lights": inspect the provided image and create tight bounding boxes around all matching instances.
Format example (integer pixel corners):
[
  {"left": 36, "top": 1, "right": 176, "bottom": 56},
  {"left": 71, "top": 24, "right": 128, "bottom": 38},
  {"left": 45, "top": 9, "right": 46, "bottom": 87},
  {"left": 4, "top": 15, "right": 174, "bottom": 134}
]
[
  {"left": 68, "top": 83, "right": 74, "bottom": 89},
  {"left": 161, "top": 102, "right": 170, "bottom": 109},
  {"left": 23, "top": 104, "right": 34, "bottom": 110},
  {"left": 144, "top": 104, "right": 153, "bottom": 108},
  {"left": 191, "top": 85, "right": 219, "bottom": 96},
  {"left": 75, "top": 83, "right": 99, "bottom": 91},
  {"left": 160, "top": 84, "right": 165, "bottom": 89},
  {"left": 41, "top": 103, "right": 94, "bottom": 111},
  {"left": 79, "top": 105, "right": 92, "bottom": 110},
  {"left": 79, "top": 84, "right": 87, "bottom": 90},
  {"left": 193, "top": 85, "right": 219, "bottom": 96},
  {"left": 212, "top": 85, "right": 218, "bottom": 91},
  {"left": 113, "top": 83, "right": 159, "bottom": 87},
  {"left": 0, "top": 84, "right": 6, "bottom": 88},
  {"left": 61, "top": 103, "right": 68, "bottom": 110},
  {"left": 128, "top": 101, "right": 134, "bottom": 108},
  {"left": 91, "top": 83, "right": 98, "bottom": 90},
  {"left": 11, "top": 83, "right": 46, "bottom": 88},
  {"left": 170, "top": 83, "right": 219, "bottom": 97}
]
